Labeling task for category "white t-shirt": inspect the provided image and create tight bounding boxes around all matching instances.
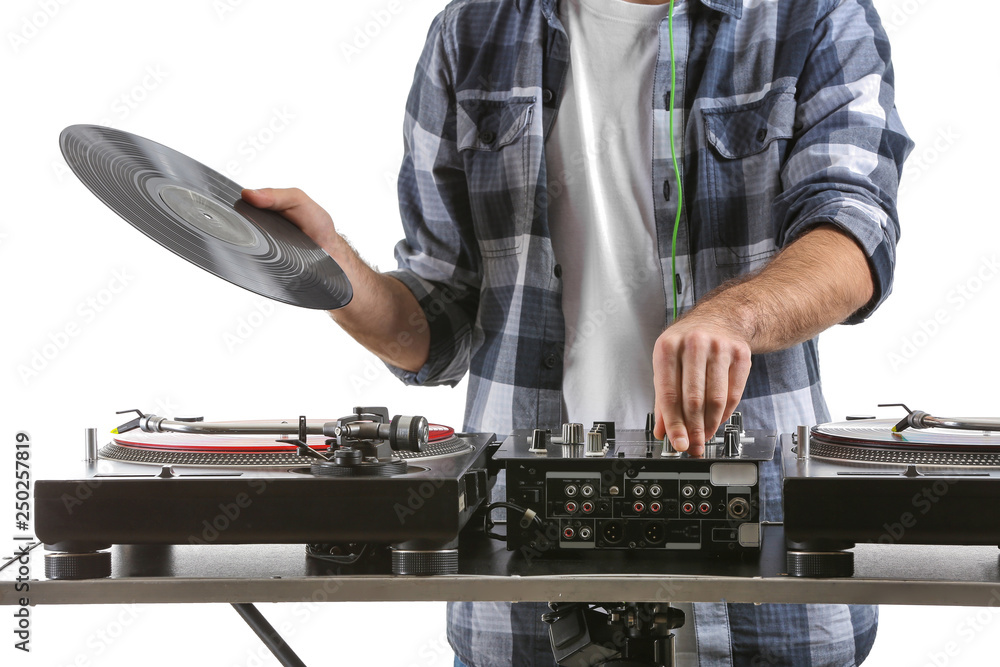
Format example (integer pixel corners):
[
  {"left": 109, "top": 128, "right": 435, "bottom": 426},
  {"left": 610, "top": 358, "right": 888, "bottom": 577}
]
[
  {"left": 548, "top": 0, "right": 673, "bottom": 430},
  {"left": 548, "top": 1, "right": 696, "bottom": 662}
]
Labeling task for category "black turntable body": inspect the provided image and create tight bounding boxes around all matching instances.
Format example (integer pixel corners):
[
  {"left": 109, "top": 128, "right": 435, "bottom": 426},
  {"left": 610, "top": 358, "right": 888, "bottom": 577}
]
[
  {"left": 783, "top": 411, "right": 1000, "bottom": 577},
  {"left": 34, "top": 408, "right": 497, "bottom": 577}
]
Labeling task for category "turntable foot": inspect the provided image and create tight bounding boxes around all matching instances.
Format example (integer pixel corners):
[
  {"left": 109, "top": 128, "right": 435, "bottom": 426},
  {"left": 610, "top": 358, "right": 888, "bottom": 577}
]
[
  {"left": 391, "top": 538, "right": 459, "bottom": 575},
  {"left": 44, "top": 551, "right": 112, "bottom": 580},
  {"left": 786, "top": 550, "right": 854, "bottom": 578}
]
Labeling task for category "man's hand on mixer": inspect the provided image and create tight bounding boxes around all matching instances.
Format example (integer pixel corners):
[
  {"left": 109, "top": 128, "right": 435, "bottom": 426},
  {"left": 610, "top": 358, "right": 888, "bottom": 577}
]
[
  {"left": 240, "top": 187, "right": 430, "bottom": 373},
  {"left": 652, "top": 224, "right": 876, "bottom": 456},
  {"left": 652, "top": 314, "right": 751, "bottom": 457}
]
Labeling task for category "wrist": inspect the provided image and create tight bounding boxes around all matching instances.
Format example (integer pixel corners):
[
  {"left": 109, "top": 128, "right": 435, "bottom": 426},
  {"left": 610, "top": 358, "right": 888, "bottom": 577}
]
[{"left": 682, "top": 291, "right": 758, "bottom": 349}]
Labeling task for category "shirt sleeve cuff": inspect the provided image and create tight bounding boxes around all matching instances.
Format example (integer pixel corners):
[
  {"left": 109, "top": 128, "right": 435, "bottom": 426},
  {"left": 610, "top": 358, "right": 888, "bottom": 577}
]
[
  {"left": 382, "top": 269, "right": 473, "bottom": 387},
  {"left": 779, "top": 193, "right": 898, "bottom": 325}
]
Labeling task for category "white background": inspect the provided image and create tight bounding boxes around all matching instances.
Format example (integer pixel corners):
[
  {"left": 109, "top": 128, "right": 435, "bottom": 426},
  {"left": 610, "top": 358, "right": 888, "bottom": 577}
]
[{"left": 1, "top": 0, "right": 997, "bottom": 665}]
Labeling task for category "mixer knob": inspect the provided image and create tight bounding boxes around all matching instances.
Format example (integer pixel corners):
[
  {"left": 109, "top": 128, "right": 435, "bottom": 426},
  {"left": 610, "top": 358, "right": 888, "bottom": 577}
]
[
  {"left": 729, "top": 411, "right": 743, "bottom": 432},
  {"left": 723, "top": 426, "right": 740, "bottom": 457},
  {"left": 585, "top": 430, "right": 605, "bottom": 457},
  {"left": 645, "top": 412, "right": 656, "bottom": 438},
  {"left": 530, "top": 428, "right": 550, "bottom": 453},
  {"left": 562, "top": 423, "right": 585, "bottom": 445}
]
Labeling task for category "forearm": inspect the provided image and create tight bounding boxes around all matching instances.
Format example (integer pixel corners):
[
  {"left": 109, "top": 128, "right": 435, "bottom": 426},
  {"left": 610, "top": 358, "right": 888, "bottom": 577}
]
[
  {"left": 652, "top": 223, "right": 875, "bottom": 450},
  {"left": 324, "top": 234, "right": 430, "bottom": 373},
  {"left": 689, "top": 224, "right": 874, "bottom": 354}
]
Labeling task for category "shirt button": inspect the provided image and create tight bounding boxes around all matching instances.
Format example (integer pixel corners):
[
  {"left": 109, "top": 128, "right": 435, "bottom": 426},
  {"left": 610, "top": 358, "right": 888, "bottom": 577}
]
[
  {"left": 553, "top": 264, "right": 562, "bottom": 278},
  {"left": 756, "top": 128, "right": 768, "bottom": 142},
  {"left": 480, "top": 129, "right": 496, "bottom": 144},
  {"left": 542, "top": 88, "right": 554, "bottom": 104},
  {"left": 543, "top": 354, "right": 558, "bottom": 369}
]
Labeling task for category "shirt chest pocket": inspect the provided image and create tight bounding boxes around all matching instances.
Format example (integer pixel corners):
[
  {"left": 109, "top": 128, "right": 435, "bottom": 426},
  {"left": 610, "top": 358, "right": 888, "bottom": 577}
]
[
  {"left": 701, "top": 88, "right": 796, "bottom": 267},
  {"left": 457, "top": 96, "right": 535, "bottom": 257}
]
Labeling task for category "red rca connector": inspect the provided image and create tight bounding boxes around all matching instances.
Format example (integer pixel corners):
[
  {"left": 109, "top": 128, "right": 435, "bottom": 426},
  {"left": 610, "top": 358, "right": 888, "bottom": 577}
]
[
  {"left": 682, "top": 502, "right": 695, "bottom": 514},
  {"left": 563, "top": 526, "right": 575, "bottom": 540},
  {"left": 633, "top": 501, "right": 645, "bottom": 514},
  {"left": 565, "top": 501, "right": 578, "bottom": 514},
  {"left": 698, "top": 501, "right": 712, "bottom": 514},
  {"left": 649, "top": 501, "right": 662, "bottom": 513},
  {"left": 581, "top": 501, "right": 595, "bottom": 514}
]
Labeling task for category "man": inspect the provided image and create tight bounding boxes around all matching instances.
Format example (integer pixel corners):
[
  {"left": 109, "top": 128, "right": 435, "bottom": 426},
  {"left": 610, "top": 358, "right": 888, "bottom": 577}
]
[{"left": 243, "top": 0, "right": 911, "bottom": 663}]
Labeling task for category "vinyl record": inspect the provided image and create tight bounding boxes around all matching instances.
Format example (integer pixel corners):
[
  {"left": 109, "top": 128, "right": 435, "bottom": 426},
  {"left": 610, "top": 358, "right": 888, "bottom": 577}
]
[
  {"left": 59, "top": 124, "right": 352, "bottom": 310},
  {"left": 812, "top": 419, "right": 1000, "bottom": 451}
]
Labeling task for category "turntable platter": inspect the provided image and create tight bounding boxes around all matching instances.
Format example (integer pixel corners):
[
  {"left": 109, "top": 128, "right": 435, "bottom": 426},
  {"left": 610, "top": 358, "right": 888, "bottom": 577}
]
[
  {"left": 102, "top": 421, "right": 463, "bottom": 467},
  {"left": 808, "top": 418, "right": 1000, "bottom": 465}
]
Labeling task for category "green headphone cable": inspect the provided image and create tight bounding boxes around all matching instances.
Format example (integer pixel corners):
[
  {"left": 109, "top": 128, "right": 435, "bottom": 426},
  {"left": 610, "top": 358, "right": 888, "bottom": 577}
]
[{"left": 667, "top": 0, "right": 682, "bottom": 320}]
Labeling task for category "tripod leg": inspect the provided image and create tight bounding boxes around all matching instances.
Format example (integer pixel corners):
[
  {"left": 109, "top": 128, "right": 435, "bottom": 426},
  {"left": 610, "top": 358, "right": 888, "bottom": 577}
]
[{"left": 232, "top": 603, "right": 307, "bottom": 667}]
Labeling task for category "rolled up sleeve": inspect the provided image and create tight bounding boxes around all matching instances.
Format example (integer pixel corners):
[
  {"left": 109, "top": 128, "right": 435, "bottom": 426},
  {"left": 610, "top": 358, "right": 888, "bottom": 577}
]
[
  {"left": 774, "top": 0, "right": 914, "bottom": 323},
  {"left": 385, "top": 8, "right": 482, "bottom": 386}
]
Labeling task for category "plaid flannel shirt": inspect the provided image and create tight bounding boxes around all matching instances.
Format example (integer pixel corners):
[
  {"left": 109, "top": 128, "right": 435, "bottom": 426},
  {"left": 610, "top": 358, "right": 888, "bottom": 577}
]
[{"left": 386, "top": 0, "right": 912, "bottom": 664}]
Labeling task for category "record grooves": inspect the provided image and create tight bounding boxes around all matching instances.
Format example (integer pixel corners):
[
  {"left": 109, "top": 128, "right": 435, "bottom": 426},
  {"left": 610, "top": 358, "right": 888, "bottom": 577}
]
[{"left": 59, "top": 124, "right": 352, "bottom": 310}]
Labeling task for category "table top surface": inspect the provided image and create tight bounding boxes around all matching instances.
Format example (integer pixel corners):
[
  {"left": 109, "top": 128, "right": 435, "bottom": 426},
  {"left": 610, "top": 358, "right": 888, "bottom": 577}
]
[{"left": 4, "top": 525, "right": 1000, "bottom": 607}]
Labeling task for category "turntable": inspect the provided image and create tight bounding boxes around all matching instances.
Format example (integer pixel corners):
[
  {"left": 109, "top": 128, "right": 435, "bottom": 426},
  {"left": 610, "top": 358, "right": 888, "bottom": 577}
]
[
  {"left": 34, "top": 407, "right": 497, "bottom": 578},
  {"left": 783, "top": 404, "right": 1000, "bottom": 577}
]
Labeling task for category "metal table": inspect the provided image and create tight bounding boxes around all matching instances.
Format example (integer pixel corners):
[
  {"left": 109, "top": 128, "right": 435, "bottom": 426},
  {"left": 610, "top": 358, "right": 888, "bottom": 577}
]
[{"left": 4, "top": 525, "right": 1000, "bottom": 608}]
